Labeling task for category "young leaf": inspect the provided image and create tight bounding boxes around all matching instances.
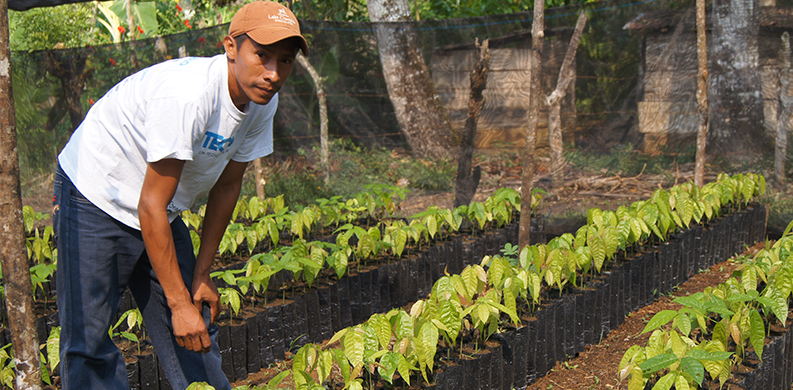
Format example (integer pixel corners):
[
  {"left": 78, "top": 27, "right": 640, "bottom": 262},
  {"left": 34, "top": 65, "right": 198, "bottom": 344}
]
[
  {"left": 639, "top": 353, "right": 678, "bottom": 375},
  {"left": 642, "top": 310, "right": 678, "bottom": 334},
  {"left": 674, "top": 372, "right": 692, "bottom": 390},
  {"left": 368, "top": 314, "right": 392, "bottom": 350},
  {"left": 651, "top": 372, "right": 677, "bottom": 390},
  {"left": 679, "top": 357, "right": 704, "bottom": 386},
  {"left": 378, "top": 352, "right": 399, "bottom": 384},
  {"left": 343, "top": 329, "right": 365, "bottom": 369},
  {"left": 749, "top": 310, "right": 765, "bottom": 361}
]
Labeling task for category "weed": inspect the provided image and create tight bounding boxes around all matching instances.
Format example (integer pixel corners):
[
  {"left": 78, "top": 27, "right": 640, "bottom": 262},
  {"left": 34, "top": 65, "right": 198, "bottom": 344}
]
[
  {"left": 254, "top": 139, "right": 456, "bottom": 205},
  {"left": 563, "top": 361, "right": 579, "bottom": 370},
  {"left": 564, "top": 143, "right": 695, "bottom": 176}
]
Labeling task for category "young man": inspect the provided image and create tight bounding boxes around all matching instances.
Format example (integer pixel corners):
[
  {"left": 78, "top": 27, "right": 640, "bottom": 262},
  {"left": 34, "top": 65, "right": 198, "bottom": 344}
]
[{"left": 52, "top": 2, "right": 308, "bottom": 389}]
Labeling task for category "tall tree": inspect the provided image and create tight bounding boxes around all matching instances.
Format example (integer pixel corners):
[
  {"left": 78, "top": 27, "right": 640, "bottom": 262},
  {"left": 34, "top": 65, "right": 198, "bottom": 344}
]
[
  {"left": 775, "top": 32, "right": 792, "bottom": 187},
  {"left": 694, "top": 0, "right": 709, "bottom": 187},
  {"left": 519, "top": 0, "right": 544, "bottom": 248},
  {"left": 547, "top": 12, "right": 586, "bottom": 191},
  {"left": 0, "top": 0, "right": 43, "bottom": 387},
  {"left": 453, "top": 38, "right": 489, "bottom": 208},
  {"left": 366, "top": 0, "right": 455, "bottom": 159},
  {"left": 708, "top": 0, "right": 765, "bottom": 163}
]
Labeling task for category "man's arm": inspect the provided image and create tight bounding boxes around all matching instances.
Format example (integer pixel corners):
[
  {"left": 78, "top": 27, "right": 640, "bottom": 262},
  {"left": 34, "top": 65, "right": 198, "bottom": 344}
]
[
  {"left": 138, "top": 158, "right": 212, "bottom": 353},
  {"left": 192, "top": 160, "right": 249, "bottom": 324}
]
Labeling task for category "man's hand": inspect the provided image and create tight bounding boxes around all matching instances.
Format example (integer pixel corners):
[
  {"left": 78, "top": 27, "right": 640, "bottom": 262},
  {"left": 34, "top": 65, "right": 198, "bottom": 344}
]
[
  {"left": 170, "top": 295, "right": 212, "bottom": 353},
  {"left": 192, "top": 272, "right": 221, "bottom": 325}
]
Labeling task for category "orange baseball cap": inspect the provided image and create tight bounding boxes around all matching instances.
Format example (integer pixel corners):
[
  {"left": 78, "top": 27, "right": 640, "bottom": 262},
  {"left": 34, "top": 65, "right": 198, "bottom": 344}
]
[{"left": 229, "top": 1, "right": 309, "bottom": 55}]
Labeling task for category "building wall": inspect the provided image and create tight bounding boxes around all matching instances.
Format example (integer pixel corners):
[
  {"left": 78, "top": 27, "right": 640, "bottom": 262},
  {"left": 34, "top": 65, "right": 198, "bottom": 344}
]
[
  {"left": 430, "top": 39, "right": 577, "bottom": 150},
  {"left": 638, "top": 29, "right": 793, "bottom": 152}
]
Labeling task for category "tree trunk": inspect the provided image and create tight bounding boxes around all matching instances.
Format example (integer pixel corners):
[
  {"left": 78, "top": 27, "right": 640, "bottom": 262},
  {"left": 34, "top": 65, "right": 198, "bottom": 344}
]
[
  {"left": 694, "top": 0, "right": 709, "bottom": 187},
  {"left": 519, "top": 0, "right": 545, "bottom": 248},
  {"left": 709, "top": 0, "right": 765, "bottom": 163},
  {"left": 775, "top": 32, "right": 792, "bottom": 187},
  {"left": 366, "top": 0, "right": 454, "bottom": 159},
  {"left": 547, "top": 13, "right": 587, "bottom": 192},
  {"left": 43, "top": 51, "right": 90, "bottom": 134},
  {"left": 296, "top": 53, "right": 330, "bottom": 184},
  {"left": 0, "top": 0, "right": 43, "bottom": 387},
  {"left": 454, "top": 39, "right": 489, "bottom": 208}
]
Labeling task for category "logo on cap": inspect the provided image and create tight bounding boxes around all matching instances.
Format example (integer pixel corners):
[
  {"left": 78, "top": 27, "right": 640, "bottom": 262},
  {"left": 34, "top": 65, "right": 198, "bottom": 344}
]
[{"left": 269, "top": 8, "right": 296, "bottom": 26}]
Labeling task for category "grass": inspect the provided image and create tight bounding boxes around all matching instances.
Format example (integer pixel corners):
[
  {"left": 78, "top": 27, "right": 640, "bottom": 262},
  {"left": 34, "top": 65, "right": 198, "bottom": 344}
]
[
  {"left": 246, "top": 138, "right": 456, "bottom": 206},
  {"left": 564, "top": 143, "right": 696, "bottom": 176}
]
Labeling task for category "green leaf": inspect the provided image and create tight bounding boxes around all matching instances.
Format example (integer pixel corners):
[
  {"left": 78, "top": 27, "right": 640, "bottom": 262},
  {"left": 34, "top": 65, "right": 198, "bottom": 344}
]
[
  {"left": 674, "top": 372, "right": 692, "bottom": 390},
  {"left": 749, "top": 310, "right": 765, "bottom": 361},
  {"left": 642, "top": 310, "right": 678, "bottom": 334},
  {"left": 318, "top": 350, "right": 333, "bottom": 384},
  {"left": 266, "top": 370, "right": 291, "bottom": 389},
  {"left": 673, "top": 313, "right": 692, "bottom": 336},
  {"left": 397, "top": 354, "right": 414, "bottom": 386},
  {"left": 590, "top": 236, "right": 606, "bottom": 272},
  {"left": 369, "top": 314, "right": 392, "bottom": 350},
  {"left": 679, "top": 357, "right": 704, "bottom": 386},
  {"left": 757, "top": 295, "right": 788, "bottom": 327},
  {"left": 438, "top": 300, "right": 461, "bottom": 343},
  {"left": 628, "top": 366, "right": 644, "bottom": 390},
  {"left": 392, "top": 311, "right": 414, "bottom": 340},
  {"left": 332, "top": 349, "right": 351, "bottom": 384},
  {"left": 46, "top": 326, "right": 60, "bottom": 372},
  {"left": 343, "top": 329, "right": 365, "bottom": 368},
  {"left": 378, "top": 352, "right": 399, "bottom": 384},
  {"left": 651, "top": 372, "right": 676, "bottom": 390},
  {"left": 640, "top": 353, "right": 678, "bottom": 375},
  {"left": 687, "top": 349, "right": 733, "bottom": 361},
  {"left": 416, "top": 322, "right": 439, "bottom": 380}
]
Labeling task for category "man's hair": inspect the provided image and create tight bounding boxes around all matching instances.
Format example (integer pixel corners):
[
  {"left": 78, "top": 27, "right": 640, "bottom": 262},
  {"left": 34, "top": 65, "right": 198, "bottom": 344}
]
[
  {"left": 233, "top": 34, "right": 301, "bottom": 55},
  {"left": 234, "top": 33, "right": 248, "bottom": 48}
]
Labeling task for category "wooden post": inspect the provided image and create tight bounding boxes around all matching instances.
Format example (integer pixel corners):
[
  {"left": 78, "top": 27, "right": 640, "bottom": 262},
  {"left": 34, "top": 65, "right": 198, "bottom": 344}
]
[
  {"left": 694, "top": 0, "right": 709, "bottom": 187},
  {"left": 296, "top": 53, "right": 330, "bottom": 184},
  {"left": 453, "top": 38, "right": 489, "bottom": 208},
  {"left": 775, "top": 32, "right": 791, "bottom": 187},
  {"left": 519, "top": 0, "right": 545, "bottom": 248},
  {"left": 546, "top": 12, "right": 587, "bottom": 191},
  {"left": 0, "top": 0, "right": 43, "bottom": 387}
]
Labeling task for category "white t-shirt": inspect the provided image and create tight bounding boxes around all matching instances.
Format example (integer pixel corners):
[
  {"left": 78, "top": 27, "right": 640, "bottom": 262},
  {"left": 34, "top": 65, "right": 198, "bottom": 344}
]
[{"left": 58, "top": 54, "right": 276, "bottom": 230}]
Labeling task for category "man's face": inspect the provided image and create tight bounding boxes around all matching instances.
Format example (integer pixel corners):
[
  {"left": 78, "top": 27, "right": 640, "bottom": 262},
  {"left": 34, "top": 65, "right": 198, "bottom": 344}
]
[{"left": 225, "top": 35, "right": 297, "bottom": 110}]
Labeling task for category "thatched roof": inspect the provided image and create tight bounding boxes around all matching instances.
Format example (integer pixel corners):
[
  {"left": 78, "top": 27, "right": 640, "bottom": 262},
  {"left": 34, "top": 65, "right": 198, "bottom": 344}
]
[{"left": 623, "top": 6, "right": 793, "bottom": 31}]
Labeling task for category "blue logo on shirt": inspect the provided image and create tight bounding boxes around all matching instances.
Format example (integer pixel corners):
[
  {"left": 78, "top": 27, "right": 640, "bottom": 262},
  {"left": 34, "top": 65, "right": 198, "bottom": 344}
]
[{"left": 202, "top": 132, "right": 234, "bottom": 152}]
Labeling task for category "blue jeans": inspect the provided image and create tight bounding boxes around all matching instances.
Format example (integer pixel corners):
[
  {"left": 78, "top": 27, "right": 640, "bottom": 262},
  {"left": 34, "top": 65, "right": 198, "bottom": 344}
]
[{"left": 53, "top": 165, "right": 230, "bottom": 390}]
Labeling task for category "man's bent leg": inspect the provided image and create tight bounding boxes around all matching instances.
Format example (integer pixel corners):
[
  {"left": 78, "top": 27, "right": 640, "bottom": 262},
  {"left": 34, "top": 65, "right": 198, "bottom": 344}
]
[
  {"left": 129, "top": 217, "right": 230, "bottom": 390},
  {"left": 54, "top": 167, "right": 141, "bottom": 390}
]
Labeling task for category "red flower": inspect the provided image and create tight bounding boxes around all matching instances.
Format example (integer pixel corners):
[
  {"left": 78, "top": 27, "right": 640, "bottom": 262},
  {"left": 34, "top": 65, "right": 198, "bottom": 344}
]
[
  {"left": 197, "top": 37, "right": 206, "bottom": 44},
  {"left": 184, "top": 19, "right": 192, "bottom": 28},
  {"left": 118, "top": 26, "right": 126, "bottom": 34},
  {"left": 109, "top": 58, "right": 116, "bottom": 66},
  {"left": 176, "top": 3, "right": 182, "bottom": 11},
  {"left": 137, "top": 26, "right": 144, "bottom": 35},
  {"left": 216, "top": 42, "right": 223, "bottom": 48},
  {"left": 89, "top": 99, "right": 95, "bottom": 105}
]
